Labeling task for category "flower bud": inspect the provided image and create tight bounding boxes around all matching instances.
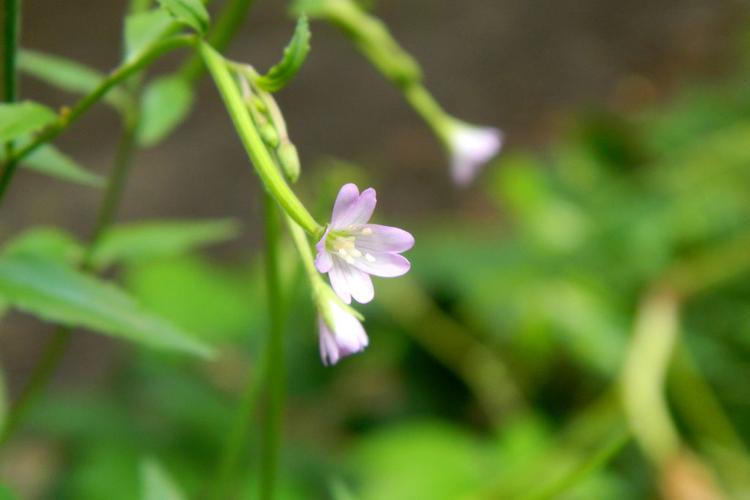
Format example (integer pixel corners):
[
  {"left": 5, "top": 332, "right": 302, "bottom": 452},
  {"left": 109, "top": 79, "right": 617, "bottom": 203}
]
[{"left": 277, "top": 141, "right": 301, "bottom": 183}]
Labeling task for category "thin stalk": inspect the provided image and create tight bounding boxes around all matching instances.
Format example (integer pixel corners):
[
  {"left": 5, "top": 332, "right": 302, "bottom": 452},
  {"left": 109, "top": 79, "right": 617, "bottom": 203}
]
[
  {"left": 3, "top": 0, "right": 18, "bottom": 103},
  {"left": 0, "top": 112, "right": 140, "bottom": 446},
  {"left": 199, "top": 42, "right": 322, "bottom": 236},
  {"left": 260, "top": 193, "right": 285, "bottom": 500},
  {"left": 0, "top": 35, "right": 195, "bottom": 206},
  {"left": 181, "top": 0, "right": 256, "bottom": 82}
]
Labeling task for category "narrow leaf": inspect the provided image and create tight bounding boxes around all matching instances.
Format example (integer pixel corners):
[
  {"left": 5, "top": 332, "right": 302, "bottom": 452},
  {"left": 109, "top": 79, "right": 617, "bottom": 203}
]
[
  {"left": 141, "top": 458, "right": 186, "bottom": 500},
  {"left": 137, "top": 76, "right": 194, "bottom": 146},
  {"left": 22, "top": 144, "right": 104, "bottom": 187},
  {"left": 0, "top": 101, "right": 57, "bottom": 143},
  {"left": 3, "top": 227, "right": 84, "bottom": 264},
  {"left": 156, "top": 0, "right": 209, "bottom": 34},
  {"left": 18, "top": 50, "right": 128, "bottom": 109},
  {"left": 0, "top": 255, "right": 213, "bottom": 358},
  {"left": 255, "top": 16, "right": 311, "bottom": 92},
  {"left": 91, "top": 219, "right": 238, "bottom": 268},
  {"left": 124, "top": 9, "right": 175, "bottom": 60}
]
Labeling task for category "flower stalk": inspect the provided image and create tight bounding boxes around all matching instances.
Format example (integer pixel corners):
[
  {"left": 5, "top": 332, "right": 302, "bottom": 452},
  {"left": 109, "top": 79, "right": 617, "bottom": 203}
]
[{"left": 199, "top": 42, "right": 322, "bottom": 236}]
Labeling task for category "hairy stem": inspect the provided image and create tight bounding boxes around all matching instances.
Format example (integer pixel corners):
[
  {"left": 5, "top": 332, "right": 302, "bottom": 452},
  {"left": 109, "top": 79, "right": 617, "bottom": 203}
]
[
  {"left": 0, "top": 35, "right": 195, "bottom": 206},
  {"left": 260, "top": 193, "right": 285, "bottom": 500}
]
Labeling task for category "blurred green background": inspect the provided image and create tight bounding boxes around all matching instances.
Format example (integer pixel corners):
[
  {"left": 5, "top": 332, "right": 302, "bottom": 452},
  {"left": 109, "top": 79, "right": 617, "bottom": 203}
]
[{"left": 2, "top": 0, "right": 750, "bottom": 498}]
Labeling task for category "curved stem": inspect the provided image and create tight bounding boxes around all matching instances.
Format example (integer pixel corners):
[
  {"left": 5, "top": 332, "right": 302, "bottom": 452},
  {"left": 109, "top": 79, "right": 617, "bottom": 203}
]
[
  {"left": 260, "top": 193, "right": 285, "bottom": 500},
  {"left": 199, "top": 42, "right": 322, "bottom": 236},
  {"left": 0, "top": 35, "right": 195, "bottom": 207},
  {"left": 181, "top": 0, "right": 256, "bottom": 82},
  {"left": 0, "top": 111, "right": 140, "bottom": 446}
]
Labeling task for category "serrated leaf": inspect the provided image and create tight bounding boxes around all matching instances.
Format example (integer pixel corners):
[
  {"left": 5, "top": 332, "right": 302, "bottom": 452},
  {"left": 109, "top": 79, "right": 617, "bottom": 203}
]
[
  {"left": 124, "top": 9, "right": 175, "bottom": 60},
  {"left": 3, "top": 227, "right": 84, "bottom": 264},
  {"left": 137, "top": 76, "right": 194, "bottom": 146},
  {"left": 90, "top": 219, "right": 239, "bottom": 269},
  {"left": 0, "top": 254, "right": 213, "bottom": 358},
  {"left": 18, "top": 50, "right": 128, "bottom": 110},
  {"left": 156, "top": 0, "right": 209, "bottom": 35},
  {"left": 0, "top": 101, "right": 57, "bottom": 143},
  {"left": 255, "top": 16, "right": 311, "bottom": 92},
  {"left": 140, "top": 458, "right": 186, "bottom": 500},
  {"left": 22, "top": 144, "right": 104, "bottom": 187}
]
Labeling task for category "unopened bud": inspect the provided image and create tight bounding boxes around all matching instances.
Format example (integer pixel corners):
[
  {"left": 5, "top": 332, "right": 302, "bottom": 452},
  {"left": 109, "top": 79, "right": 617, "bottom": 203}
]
[
  {"left": 277, "top": 141, "right": 300, "bottom": 183},
  {"left": 259, "top": 123, "right": 280, "bottom": 148}
]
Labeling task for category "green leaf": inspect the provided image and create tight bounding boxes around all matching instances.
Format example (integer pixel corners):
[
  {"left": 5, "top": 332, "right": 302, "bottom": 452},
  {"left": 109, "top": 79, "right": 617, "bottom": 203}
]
[
  {"left": 137, "top": 76, "right": 194, "bottom": 147},
  {"left": 140, "top": 458, "right": 185, "bottom": 500},
  {"left": 0, "top": 483, "right": 17, "bottom": 500},
  {"left": 91, "top": 219, "right": 239, "bottom": 269},
  {"left": 124, "top": 9, "right": 175, "bottom": 60},
  {"left": 18, "top": 50, "right": 128, "bottom": 110},
  {"left": 2, "top": 227, "right": 84, "bottom": 264},
  {"left": 0, "top": 101, "right": 57, "bottom": 143},
  {"left": 156, "top": 0, "right": 209, "bottom": 34},
  {"left": 0, "top": 254, "right": 213, "bottom": 358},
  {"left": 255, "top": 16, "right": 311, "bottom": 92},
  {"left": 22, "top": 144, "right": 104, "bottom": 187}
]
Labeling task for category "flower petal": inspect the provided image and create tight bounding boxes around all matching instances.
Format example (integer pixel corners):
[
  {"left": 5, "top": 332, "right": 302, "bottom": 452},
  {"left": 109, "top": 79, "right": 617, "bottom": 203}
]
[
  {"left": 318, "top": 317, "right": 340, "bottom": 366},
  {"left": 351, "top": 252, "right": 411, "bottom": 277},
  {"left": 356, "top": 224, "right": 415, "bottom": 253},
  {"left": 329, "top": 258, "right": 374, "bottom": 304},
  {"left": 450, "top": 125, "right": 503, "bottom": 186},
  {"left": 317, "top": 303, "right": 368, "bottom": 365},
  {"left": 331, "top": 184, "right": 376, "bottom": 228},
  {"left": 315, "top": 226, "right": 333, "bottom": 273}
]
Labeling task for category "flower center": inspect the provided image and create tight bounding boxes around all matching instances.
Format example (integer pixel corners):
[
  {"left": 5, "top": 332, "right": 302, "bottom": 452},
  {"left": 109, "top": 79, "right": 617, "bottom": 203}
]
[{"left": 327, "top": 228, "right": 376, "bottom": 264}]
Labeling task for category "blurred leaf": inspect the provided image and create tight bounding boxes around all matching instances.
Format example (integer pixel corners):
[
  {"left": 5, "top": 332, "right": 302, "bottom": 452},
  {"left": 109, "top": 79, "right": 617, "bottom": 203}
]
[
  {"left": 18, "top": 50, "right": 128, "bottom": 109},
  {"left": 2, "top": 227, "right": 84, "bottom": 264},
  {"left": 124, "top": 9, "right": 174, "bottom": 60},
  {"left": 0, "top": 254, "right": 213, "bottom": 358},
  {"left": 140, "top": 459, "right": 185, "bottom": 500},
  {"left": 0, "top": 101, "right": 57, "bottom": 143},
  {"left": 156, "top": 0, "right": 209, "bottom": 34},
  {"left": 137, "top": 76, "right": 194, "bottom": 147},
  {"left": 124, "top": 255, "right": 262, "bottom": 342},
  {"left": 255, "top": 16, "right": 311, "bottom": 92},
  {"left": 91, "top": 219, "right": 239, "bottom": 269},
  {"left": 0, "top": 483, "right": 17, "bottom": 500},
  {"left": 22, "top": 144, "right": 104, "bottom": 187},
  {"left": 353, "top": 421, "right": 484, "bottom": 500}
]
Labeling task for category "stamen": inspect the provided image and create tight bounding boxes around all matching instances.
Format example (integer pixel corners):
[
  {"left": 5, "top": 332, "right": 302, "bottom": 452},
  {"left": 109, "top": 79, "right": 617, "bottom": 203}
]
[
  {"left": 350, "top": 248, "right": 362, "bottom": 258},
  {"left": 365, "top": 253, "right": 376, "bottom": 262},
  {"left": 361, "top": 227, "right": 373, "bottom": 235}
]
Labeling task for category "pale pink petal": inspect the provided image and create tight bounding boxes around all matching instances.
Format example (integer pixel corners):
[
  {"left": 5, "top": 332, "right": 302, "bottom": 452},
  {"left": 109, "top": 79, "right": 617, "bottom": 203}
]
[
  {"left": 317, "top": 303, "right": 368, "bottom": 365},
  {"left": 350, "top": 252, "right": 411, "bottom": 277},
  {"left": 356, "top": 224, "right": 415, "bottom": 253},
  {"left": 450, "top": 125, "right": 503, "bottom": 186},
  {"left": 315, "top": 245, "right": 333, "bottom": 273},
  {"left": 329, "top": 258, "right": 374, "bottom": 304},
  {"left": 331, "top": 184, "right": 376, "bottom": 228},
  {"left": 318, "top": 317, "right": 340, "bottom": 366}
]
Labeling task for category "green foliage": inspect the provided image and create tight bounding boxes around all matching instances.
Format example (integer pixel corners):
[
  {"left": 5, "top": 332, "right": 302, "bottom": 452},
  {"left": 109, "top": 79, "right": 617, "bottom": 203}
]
[
  {"left": 2, "top": 227, "right": 84, "bottom": 264},
  {"left": 137, "top": 76, "right": 194, "bottom": 146},
  {"left": 90, "top": 219, "right": 239, "bottom": 269},
  {"left": 140, "top": 459, "right": 185, "bottom": 500},
  {"left": 21, "top": 144, "right": 104, "bottom": 187},
  {"left": 156, "top": 0, "right": 209, "bottom": 35},
  {"left": 0, "top": 101, "right": 56, "bottom": 143},
  {"left": 255, "top": 17, "right": 311, "bottom": 93},
  {"left": 0, "top": 483, "right": 17, "bottom": 500},
  {"left": 124, "top": 9, "right": 175, "bottom": 60},
  {"left": 18, "top": 50, "right": 128, "bottom": 109},
  {"left": 0, "top": 254, "right": 213, "bottom": 357}
]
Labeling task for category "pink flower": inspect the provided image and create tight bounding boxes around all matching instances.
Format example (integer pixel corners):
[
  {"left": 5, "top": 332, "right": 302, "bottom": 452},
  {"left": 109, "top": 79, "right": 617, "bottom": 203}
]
[
  {"left": 318, "top": 296, "right": 368, "bottom": 365},
  {"left": 448, "top": 123, "right": 503, "bottom": 186},
  {"left": 315, "top": 183, "right": 414, "bottom": 304}
]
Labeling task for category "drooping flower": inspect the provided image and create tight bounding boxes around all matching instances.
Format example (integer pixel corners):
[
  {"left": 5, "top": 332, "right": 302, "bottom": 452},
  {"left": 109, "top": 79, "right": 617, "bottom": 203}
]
[
  {"left": 315, "top": 183, "right": 414, "bottom": 304},
  {"left": 318, "top": 295, "right": 368, "bottom": 366},
  {"left": 446, "top": 121, "right": 503, "bottom": 186}
]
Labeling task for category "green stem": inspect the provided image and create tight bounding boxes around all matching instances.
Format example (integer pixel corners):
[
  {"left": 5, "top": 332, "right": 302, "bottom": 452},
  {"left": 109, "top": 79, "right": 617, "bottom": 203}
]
[
  {"left": 199, "top": 42, "right": 322, "bottom": 236},
  {"left": 0, "top": 112, "right": 140, "bottom": 446},
  {"left": 3, "top": 0, "right": 18, "bottom": 103},
  {"left": 0, "top": 35, "right": 195, "bottom": 207},
  {"left": 260, "top": 193, "right": 285, "bottom": 500},
  {"left": 522, "top": 429, "right": 631, "bottom": 500},
  {"left": 181, "top": 0, "right": 256, "bottom": 82}
]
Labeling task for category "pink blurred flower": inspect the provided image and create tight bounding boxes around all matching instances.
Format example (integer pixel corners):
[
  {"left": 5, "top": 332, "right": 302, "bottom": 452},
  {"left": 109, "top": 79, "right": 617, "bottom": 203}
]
[
  {"left": 448, "top": 123, "right": 503, "bottom": 186},
  {"left": 318, "top": 296, "right": 368, "bottom": 365}
]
